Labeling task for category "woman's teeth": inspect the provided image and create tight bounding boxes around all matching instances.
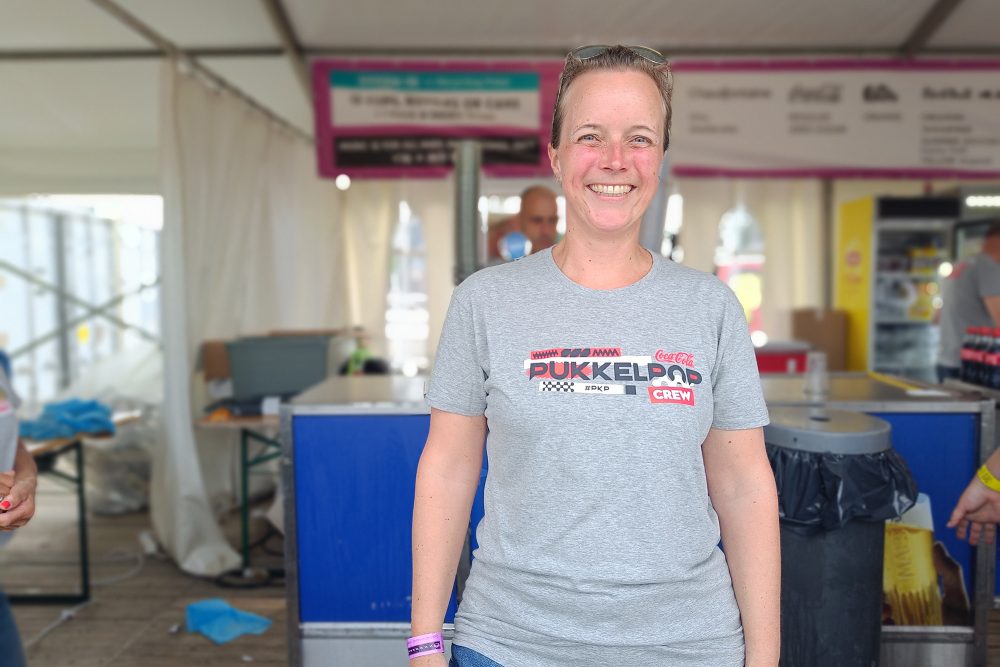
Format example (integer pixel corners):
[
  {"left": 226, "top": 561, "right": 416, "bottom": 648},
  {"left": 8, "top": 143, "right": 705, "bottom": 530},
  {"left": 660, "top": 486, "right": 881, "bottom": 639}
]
[{"left": 588, "top": 184, "right": 634, "bottom": 195}]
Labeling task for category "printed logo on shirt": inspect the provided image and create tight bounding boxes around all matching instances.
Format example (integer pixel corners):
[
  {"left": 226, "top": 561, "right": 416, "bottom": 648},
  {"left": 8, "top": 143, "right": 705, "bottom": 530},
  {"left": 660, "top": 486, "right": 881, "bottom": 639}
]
[{"left": 524, "top": 347, "right": 701, "bottom": 405}]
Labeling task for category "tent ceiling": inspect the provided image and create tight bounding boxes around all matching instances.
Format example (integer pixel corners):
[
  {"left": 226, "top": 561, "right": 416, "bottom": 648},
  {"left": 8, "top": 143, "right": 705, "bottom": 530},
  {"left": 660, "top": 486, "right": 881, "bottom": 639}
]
[
  {"left": 116, "top": 0, "right": 281, "bottom": 49},
  {"left": 927, "top": 0, "right": 1000, "bottom": 48},
  {"left": 2, "top": 0, "right": 999, "bottom": 193},
  {"left": 286, "top": 0, "right": 943, "bottom": 52}
]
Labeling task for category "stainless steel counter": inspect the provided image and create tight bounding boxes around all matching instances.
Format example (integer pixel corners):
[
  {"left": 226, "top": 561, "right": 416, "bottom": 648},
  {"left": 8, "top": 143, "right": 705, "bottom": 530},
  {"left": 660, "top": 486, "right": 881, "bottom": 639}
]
[
  {"left": 763, "top": 373, "right": 984, "bottom": 412},
  {"left": 290, "top": 375, "right": 428, "bottom": 415}
]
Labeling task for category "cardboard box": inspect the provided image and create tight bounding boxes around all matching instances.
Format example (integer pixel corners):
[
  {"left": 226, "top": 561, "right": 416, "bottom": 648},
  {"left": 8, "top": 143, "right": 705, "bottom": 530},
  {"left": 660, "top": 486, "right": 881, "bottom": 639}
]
[
  {"left": 199, "top": 340, "right": 231, "bottom": 380},
  {"left": 792, "top": 308, "right": 848, "bottom": 372}
]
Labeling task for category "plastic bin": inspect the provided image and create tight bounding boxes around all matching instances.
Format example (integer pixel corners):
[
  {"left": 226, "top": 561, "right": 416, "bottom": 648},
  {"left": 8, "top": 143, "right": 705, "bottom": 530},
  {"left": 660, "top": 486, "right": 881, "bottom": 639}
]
[
  {"left": 755, "top": 341, "right": 810, "bottom": 374},
  {"left": 226, "top": 335, "right": 330, "bottom": 399},
  {"left": 766, "top": 407, "right": 917, "bottom": 667}
]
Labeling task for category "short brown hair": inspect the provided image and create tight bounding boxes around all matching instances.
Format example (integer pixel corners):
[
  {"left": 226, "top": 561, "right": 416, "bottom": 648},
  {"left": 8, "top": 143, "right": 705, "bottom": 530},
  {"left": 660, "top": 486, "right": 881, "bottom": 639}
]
[{"left": 550, "top": 45, "right": 673, "bottom": 151}]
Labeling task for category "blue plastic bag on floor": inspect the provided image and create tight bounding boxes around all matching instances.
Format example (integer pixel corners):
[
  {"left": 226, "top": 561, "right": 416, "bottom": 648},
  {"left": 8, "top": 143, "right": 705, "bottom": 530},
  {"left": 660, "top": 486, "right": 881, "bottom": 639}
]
[
  {"left": 185, "top": 598, "right": 272, "bottom": 645},
  {"left": 19, "top": 398, "right": 115, "bottom": 441}
]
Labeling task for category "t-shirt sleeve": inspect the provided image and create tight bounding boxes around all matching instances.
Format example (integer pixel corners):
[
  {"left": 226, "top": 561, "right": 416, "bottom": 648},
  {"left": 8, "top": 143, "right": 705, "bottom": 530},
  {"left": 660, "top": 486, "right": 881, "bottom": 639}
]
[
  {"left": 710, "top": 286, "right": 769, "bottom": 430},
  {"left": 425, "top": 284, "right": 488, "bottom": 417},
  {"left": 975, "top": 257, "right": 1000, "bottom": 299}
]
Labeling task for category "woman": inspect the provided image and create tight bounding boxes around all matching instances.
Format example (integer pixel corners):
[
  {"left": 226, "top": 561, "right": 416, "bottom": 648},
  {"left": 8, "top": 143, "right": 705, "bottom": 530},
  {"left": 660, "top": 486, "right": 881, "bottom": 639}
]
[
  {"left": 411, "top": 45, "right": 779, "bottom": 667},
  {"left": 0, "top": 360, "right": 38, "bottom": 667}
]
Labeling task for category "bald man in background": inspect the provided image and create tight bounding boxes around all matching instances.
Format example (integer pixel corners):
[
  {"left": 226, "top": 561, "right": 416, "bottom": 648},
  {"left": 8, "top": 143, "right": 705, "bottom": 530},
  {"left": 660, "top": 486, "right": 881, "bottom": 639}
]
[
  {"left": 518, "top": 185, "right": 559, "bottom": 254},
  {"left": 487, "top": 185, "right": 560, "bottom": 261}
]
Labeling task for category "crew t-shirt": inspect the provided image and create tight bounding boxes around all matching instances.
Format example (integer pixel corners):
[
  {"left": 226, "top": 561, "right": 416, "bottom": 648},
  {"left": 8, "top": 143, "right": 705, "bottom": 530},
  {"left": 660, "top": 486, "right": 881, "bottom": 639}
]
[
  {"left": 425, "top": 248, "right": 770, "bottom": 667},
  {"left": 938, "top": 253, "right": 1000, "bottom": 368}
]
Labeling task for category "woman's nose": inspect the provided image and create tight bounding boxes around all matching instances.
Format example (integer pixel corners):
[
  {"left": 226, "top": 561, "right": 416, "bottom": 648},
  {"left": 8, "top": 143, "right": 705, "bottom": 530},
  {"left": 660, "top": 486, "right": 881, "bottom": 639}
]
[{"left": 600, "top": 142, "right": 625, "bottom": 171}]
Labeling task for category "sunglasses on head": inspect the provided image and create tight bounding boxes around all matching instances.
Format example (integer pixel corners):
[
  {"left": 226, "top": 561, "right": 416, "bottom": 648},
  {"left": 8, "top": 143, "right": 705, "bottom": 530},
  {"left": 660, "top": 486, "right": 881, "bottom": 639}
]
[{"left": 568, "top": 44, "right": 668, "bottom": 66}]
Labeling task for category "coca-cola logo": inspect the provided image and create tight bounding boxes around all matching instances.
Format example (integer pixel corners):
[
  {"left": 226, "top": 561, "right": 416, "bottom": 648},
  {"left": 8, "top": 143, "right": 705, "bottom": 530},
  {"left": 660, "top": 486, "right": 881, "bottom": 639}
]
[{"left": 654, "top": 350, "right": 695, "bottom": 367}]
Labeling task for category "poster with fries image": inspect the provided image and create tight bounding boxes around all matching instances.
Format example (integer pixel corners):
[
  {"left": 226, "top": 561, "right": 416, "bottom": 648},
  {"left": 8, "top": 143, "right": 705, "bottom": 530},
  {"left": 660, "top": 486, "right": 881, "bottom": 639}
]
[{"left": 883, "top": 494, "right": 971, "bottom": 626}]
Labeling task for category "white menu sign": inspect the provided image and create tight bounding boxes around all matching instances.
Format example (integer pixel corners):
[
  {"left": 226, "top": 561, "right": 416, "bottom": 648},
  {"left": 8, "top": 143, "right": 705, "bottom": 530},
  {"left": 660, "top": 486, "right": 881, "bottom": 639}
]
[{"left": 670, "top": 62, "right": 1000, "bottom": 178}]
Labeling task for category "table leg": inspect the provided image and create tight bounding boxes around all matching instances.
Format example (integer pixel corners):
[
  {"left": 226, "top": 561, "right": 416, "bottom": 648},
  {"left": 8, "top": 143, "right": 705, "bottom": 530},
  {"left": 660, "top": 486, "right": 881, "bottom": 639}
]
[
  {"left": 76, "top": 440, "right": 90, "bottom": 602},
  {"left": 241, "top": 428, "right": 250, "bottom": 570}
]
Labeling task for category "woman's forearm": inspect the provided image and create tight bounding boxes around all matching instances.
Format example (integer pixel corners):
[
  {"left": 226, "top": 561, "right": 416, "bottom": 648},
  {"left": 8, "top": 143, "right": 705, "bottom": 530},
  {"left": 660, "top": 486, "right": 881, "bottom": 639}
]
[
  {"left": 14, "top": 440, "right": 37, "bottom": 482},
  {"left": 411, "top": 412, "right": 486, "bottom": 635},
  {"left": 715, "top": 481, "right": 780, "bottom": 667}
]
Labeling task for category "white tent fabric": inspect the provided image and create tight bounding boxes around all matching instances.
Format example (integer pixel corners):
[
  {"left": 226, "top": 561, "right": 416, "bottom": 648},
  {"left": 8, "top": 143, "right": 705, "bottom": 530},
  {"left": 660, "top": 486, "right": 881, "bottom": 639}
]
[
  {"left": 156, "top": 59, "right": 345, "bottom": 575},
  {"left": 674, "top": 179, "right": 824, "bottom": 341}
]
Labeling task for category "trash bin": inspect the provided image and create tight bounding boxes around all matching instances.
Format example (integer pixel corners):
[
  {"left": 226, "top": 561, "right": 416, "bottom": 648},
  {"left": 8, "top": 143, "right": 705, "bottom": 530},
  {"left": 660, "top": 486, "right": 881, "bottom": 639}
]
[{"left": 766, "top": 407, "right": 918, "bottom": 667}]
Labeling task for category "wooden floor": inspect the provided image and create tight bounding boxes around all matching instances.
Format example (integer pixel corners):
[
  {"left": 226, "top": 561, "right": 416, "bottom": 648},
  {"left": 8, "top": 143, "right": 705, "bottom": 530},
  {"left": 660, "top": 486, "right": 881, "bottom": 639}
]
[
  {"left": 8, "top": 476, "right": 1000, "bottom": 666},
  {"left": 2, "top": 477, "right": 286, "bottom": 667}
]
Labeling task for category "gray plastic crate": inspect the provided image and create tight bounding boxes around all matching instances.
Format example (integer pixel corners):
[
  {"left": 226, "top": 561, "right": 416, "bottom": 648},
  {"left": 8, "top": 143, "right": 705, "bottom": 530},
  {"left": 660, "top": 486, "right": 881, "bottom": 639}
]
[{"left": 226, "top": 335, "right": 330, "bottom": 399}]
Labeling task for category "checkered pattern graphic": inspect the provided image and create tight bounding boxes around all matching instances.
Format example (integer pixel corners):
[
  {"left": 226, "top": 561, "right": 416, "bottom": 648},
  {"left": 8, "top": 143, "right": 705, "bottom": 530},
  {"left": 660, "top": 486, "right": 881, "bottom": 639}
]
[{"left": 540, "top": 380, "right": 575, "bottom": 392}]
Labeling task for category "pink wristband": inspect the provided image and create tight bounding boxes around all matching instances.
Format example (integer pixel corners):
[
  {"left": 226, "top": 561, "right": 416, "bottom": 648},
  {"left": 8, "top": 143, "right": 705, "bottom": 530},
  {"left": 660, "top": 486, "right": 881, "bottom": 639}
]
[{"left": 408, "top": 632, "right": 444, "bottom": 660}]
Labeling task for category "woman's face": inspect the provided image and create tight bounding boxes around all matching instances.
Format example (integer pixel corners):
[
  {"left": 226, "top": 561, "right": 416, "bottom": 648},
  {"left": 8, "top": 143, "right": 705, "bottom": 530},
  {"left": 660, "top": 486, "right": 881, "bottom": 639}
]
[{"left": 548, "top": 69, "right": 665, "bottom": 238}]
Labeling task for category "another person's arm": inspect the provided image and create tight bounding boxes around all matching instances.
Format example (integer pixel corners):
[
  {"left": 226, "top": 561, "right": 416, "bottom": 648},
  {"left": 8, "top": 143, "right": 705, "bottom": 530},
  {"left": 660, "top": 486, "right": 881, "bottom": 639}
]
[
  {"left": 411, "top": 409, "right": 486, "bottom": 667},
  {"left": 947, "top": 447, "right": 1000, "bottom": 545},
  {"left": 985, "top": 295, "right": 1000, "bottom": 327},
  {"left": 703, "top": 426, "right": 780, "bottom": 667},
  {"left": 0, "top": 440, "right": 38, "bottom": 530}
]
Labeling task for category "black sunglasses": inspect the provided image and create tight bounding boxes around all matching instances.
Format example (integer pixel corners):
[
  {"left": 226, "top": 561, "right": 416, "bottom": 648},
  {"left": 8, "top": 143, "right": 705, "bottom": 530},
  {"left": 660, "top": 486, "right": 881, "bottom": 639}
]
[{"left": 568, "top": 44, "right": 668, "bottom": 66}]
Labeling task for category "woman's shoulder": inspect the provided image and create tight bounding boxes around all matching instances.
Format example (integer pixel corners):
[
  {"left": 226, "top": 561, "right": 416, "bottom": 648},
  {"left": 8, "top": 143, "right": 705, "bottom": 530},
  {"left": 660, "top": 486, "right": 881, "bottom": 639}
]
[
  {"left": 654, "top": 255, "right": 731, "bottom": 297},
  {"left": 456, "top": 252, "right": 550, "bottom": 297}
]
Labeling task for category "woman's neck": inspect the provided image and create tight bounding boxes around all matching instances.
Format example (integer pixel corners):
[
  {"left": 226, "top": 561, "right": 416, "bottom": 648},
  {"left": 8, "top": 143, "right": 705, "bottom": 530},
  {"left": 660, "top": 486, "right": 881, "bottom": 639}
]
[{"left": 551, "top": 228, "right": 653, "bottom": 290}]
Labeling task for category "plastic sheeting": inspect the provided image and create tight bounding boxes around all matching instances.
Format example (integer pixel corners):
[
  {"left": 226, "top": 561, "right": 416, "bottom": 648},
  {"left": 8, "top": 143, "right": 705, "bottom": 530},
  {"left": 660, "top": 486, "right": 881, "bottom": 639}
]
[
  {"left": 768, "top": 444, "right": 918, "bottom": 536},
  {"left": 157, "top": 60, "right": 346, "bottom": 575}
]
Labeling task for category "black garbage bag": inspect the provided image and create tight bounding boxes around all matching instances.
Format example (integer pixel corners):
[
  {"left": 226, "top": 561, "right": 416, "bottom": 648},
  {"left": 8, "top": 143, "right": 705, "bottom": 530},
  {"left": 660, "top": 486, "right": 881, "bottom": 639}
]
[{"left": 768, "top": 444, "right": 918, "bottom": 536}]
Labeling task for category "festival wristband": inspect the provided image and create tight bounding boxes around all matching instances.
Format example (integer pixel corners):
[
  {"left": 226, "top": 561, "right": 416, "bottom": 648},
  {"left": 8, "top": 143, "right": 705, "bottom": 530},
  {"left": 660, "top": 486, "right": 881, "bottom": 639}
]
[
  {"left": 407, "top": 632, "right": 444, "bottom": 660},
  {"left": 977, "top": 464, "right": 1000, "bottom": 492}
]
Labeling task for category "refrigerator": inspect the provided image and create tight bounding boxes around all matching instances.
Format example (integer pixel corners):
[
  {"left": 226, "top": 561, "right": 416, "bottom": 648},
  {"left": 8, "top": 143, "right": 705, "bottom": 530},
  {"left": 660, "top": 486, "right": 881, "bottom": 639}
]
[{"left": 836, "top": 196, "right": 959, "bottom": 383}]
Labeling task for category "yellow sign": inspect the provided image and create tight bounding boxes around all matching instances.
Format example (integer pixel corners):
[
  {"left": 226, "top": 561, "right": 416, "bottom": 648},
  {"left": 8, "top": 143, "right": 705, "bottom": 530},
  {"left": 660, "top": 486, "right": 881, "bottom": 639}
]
[{"left": 834, "top": 198, "right": 873, "bottom": 371}]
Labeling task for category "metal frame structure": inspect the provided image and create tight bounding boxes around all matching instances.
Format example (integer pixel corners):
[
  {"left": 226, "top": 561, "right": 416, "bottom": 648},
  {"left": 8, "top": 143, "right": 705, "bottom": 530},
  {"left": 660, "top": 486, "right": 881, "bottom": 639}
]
[
  {"left": 0, "top": 202, "right": 160, "bottom": 404},
  {"left": 239, "top": 427, "right": 283, "bottom": 570},
  {"left": 9, "top": 440, "right": 90, "bottom": 605}
]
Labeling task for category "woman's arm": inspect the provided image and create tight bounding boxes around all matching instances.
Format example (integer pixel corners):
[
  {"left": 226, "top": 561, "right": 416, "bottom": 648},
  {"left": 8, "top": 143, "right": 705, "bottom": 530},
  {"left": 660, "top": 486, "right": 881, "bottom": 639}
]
[
  {"left": 0, "top": 440, "right": 38, "bottom": 530},
  {"left": 411, "top": 408, "right": 487, "bottom": 666},
  {"left": 702, "top": 426, "right": 779, "bottom": 667}
]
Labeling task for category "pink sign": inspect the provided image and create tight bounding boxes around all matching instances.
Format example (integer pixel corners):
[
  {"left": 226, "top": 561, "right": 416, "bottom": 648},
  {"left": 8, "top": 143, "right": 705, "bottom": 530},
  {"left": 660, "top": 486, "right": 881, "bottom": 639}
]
[{"left": 313, "top": 59, "right": 564, "bottom": 179}]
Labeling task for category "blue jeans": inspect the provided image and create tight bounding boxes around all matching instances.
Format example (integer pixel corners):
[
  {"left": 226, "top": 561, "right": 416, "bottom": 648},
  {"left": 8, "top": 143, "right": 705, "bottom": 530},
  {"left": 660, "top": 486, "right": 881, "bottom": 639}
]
[
  {"left": 0, "top": 590, "right": 26, "bottom": 667},
  {"left": 450, "top": 644, "right": 504, "bottom": 667}
]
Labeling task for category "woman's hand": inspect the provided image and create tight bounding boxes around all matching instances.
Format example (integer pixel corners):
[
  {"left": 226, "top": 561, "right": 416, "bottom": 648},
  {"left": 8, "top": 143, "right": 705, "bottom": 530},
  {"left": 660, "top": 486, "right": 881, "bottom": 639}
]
[
  {"left": 0, "top": 441, "right": 38, "bottom": 530},
  {"left": 0, "top": 469, "right": 14, "bottom": 497}
]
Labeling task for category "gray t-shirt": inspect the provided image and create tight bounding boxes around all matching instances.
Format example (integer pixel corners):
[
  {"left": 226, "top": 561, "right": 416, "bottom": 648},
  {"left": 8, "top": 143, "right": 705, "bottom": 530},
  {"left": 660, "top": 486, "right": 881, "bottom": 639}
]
[
  {"left": 938, "top": 253, "right": 1000, "bottom": 368},
  {"left": 426, "top": 249, "right": 769, "bottom": 667}
]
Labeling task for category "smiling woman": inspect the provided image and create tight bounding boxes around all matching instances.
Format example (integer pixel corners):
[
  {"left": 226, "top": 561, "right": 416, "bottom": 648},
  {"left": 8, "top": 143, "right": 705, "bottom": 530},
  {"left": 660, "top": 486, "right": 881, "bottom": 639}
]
[{"left": 412, "top": 45, "right": 779, "bottom": 667}]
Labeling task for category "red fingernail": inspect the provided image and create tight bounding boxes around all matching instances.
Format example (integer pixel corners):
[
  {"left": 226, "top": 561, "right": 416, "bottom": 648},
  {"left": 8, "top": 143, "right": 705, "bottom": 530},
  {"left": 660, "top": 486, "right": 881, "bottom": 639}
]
[{"left": 1, "top": 501, "right": 10, "bottom": 509}]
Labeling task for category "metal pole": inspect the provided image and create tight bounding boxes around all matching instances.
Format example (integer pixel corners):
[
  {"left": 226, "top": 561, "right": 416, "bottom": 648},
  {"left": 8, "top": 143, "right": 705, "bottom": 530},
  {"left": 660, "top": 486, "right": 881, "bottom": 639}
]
[
  {"left": 639, "top": 153, "right": 672, "bottom": 254},
  {"left": 821, "top": 178, "right": 834, "bottom": 309},
  {"left": 453, "top": 140, "right": 482, "bottom": 285},
  {"left": 52, "top": 215, "right": 73, "bottom": 389}
]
